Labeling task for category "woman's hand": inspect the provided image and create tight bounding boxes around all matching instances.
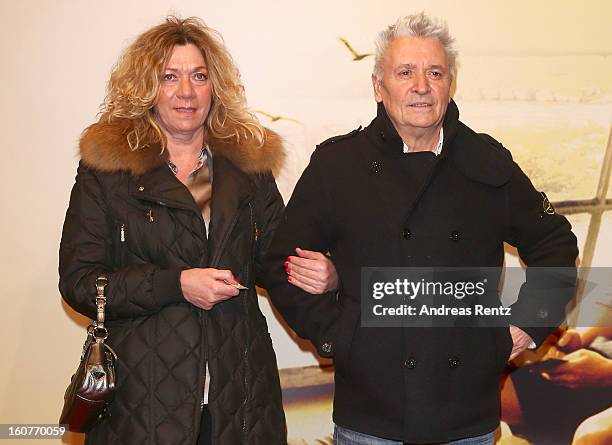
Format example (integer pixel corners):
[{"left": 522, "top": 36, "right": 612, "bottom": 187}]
[
  {"left": 180, "top": 268, "right": 240, "bottom": 310},
  {"left": 285, "top": 247, "right": 338, "bottom": 294}
]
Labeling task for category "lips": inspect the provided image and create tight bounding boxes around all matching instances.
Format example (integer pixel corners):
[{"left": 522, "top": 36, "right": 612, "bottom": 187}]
[{"left": 175, "top": 107, "right": 197, "bottom": 113}]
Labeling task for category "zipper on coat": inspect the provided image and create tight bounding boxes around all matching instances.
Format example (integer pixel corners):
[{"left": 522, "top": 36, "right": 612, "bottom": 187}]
[
  {"left": 240, "top": 203, "right": 257, "bottom": 442},
  {"left": 120, "top": 224, "right": 126, "bottom": 242},
  {"left": 193, "top": 308, "right": 208, "bottom": 444},
  {"left": 210, "top": 198, "right": 252, "bottom": 267}
]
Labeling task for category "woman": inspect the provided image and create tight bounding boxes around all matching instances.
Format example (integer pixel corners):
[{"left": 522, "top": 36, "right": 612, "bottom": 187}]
[{"left": 59, "top": 17, "right": 336, "bottom": 445}]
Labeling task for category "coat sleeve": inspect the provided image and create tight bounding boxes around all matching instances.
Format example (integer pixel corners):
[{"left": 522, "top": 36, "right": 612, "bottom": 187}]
[
  {"left": 261, "top": 150, "right": 342, "bottom": 357},
  {"left": 252, "top": 172, "right": 285, "bottom": 287},
  {"left": 59, "top": 163, "right": 184, "bottom": 320},
  {"left": 505, "top": 162, "right": 579, "bottom": 347}
]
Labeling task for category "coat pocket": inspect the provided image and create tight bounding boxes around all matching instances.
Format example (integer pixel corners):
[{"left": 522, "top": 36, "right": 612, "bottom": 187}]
[
  {"left": 332, "top": 305, "right": 360, "bottom": 377},
  {"left": 494, "top": 326, "right": 514, "bottom": 371}
]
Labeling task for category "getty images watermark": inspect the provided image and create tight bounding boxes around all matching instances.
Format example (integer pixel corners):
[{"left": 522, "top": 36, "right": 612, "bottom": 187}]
[
  {"left": 360, "top": 267, "right": 609, "bottom": 328},
  {"left": 371, "top": 275, "right": 504, "bottom": 316}
]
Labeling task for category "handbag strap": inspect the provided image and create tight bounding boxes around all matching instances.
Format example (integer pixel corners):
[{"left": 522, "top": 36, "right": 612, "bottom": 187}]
[{"left": 94, "top": 275, "right": 109, "bottom": 337}]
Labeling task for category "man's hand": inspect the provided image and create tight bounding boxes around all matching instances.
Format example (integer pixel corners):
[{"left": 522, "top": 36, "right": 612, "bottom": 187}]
[
  {"left": 537, "top": 329, "right": 585, "bottom": 362},
  {"left": 541, "top": 349, "right": 612, "bottom": 389},
  {"left": 285, "top": 247, "right": 339, "bottom": 294},
  {"left": 509, "top": 325, "right": 535, "bottom": 361},
  {"left": 180, "top": 268, "right": 240, "bottom": 310},
  {"left": 555, "top": 329, "right": 584, "bottom": 353}
]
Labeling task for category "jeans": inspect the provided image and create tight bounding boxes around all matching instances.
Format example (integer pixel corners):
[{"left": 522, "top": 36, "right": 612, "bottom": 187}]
[{"left": 334, "top": 425, "right": 495, "bottom": 445}]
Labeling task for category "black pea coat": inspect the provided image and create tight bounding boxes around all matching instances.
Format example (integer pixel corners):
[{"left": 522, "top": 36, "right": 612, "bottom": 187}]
[
  {"left": 263, "top": 100, "right": 578, "bottom": 443},
  {"left": 59, "top": 119, "right": 287, "bottom": 445}
]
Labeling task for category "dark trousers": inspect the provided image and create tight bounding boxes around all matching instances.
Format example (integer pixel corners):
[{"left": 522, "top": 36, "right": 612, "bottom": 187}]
[{"left": 197, "top": 405, "right": 211, "bottom": 445}]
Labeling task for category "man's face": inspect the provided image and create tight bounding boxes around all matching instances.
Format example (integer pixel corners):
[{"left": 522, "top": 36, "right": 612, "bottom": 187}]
[{"left": 372, "top": 36, "right": 452, "bottom": 138}]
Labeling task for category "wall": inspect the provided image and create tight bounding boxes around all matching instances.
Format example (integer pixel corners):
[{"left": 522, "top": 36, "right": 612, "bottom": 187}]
[{"left": 0, "top": 1, "right": 610, "bottom": 444}]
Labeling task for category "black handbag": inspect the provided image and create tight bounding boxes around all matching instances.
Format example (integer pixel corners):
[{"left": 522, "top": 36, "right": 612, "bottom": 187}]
[{"left": 59, "top": 275, "right": 117, "bottom": 432}]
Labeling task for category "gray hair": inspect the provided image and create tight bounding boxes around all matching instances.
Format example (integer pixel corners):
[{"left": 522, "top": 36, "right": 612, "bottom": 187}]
[{"left": 373, "top": 12, "right": 457, "bottom": 80}]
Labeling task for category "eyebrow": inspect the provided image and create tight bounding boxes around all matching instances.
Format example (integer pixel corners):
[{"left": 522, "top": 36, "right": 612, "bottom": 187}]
[
  {"left": 164, "top": 65, "right": 208, "bottom": 72},
  {"left": 396, "top": 63, "right": 416, "bottom": 70},
  {"left": 395, "top": 63, "right": 446, "bottom": 71}
]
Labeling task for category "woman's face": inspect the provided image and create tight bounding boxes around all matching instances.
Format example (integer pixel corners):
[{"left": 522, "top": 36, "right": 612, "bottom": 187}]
[{"left": 155, "top": 43, "right": 212, "bottom": 140}]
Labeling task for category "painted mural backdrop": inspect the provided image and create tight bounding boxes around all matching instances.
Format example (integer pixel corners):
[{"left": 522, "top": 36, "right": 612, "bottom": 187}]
[{"left": 0, "top": 2, "right": 609, "bottom": 445}]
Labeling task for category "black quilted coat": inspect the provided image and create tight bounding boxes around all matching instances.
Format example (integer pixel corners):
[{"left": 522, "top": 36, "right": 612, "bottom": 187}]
[{"left": 59, "top": 119, "right": 287, "bottom": 445}]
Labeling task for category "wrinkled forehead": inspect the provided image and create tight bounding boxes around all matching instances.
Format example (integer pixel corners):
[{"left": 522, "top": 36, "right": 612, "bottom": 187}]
[{"left": 383, "top": 36, "right": 449, "bottom": 69}]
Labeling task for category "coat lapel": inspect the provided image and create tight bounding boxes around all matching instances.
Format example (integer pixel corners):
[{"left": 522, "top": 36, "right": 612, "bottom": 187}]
[
  {"left": 358, "top": 136, "right": 414, "bottom": 232},
  {"left": 207, "top": 155, "right": 255, "bottom": 267},
  {"left": 128, "top": 165, "right": 201, "bottom": 214},
  {"left": 361, "top": 101, "right": 462, "bottom": 228},
  {"left": 126, "top": 155, "right": 256, "bottom": 267},
  {"left": 128, "top": 166, "right": 208, "bottom": 253},
  {"left": 360, "top": 103, "right": 420, "bottom": 231}
]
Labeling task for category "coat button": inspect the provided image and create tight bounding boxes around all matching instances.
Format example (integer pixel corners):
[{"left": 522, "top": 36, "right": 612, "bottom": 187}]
[
  {"left": 379, "top": 131, "right": 386, "bottom": 141},
  {"left": 370, "top": 161, "right": 382, "bottom": 174},
  {"left": 448, "top": 357, "right": 460, "bottom": 368},
  {"left": 404, "top": 357, "right": 417, "bottom": 369},
  {"left": 537, "top": 308, "right": 548, "bottom": 319},
  {"left": 138, "top": 185, "right": 145, "bottom": 192},
  {"left": 402, "top": 228, "right": 412, "bottom": 240},
  {"left": 321, "top": 342, "right": 333, "bottom": 354},
  {"left": 449, "top": 230, "right": 460, "bottom": 242}
]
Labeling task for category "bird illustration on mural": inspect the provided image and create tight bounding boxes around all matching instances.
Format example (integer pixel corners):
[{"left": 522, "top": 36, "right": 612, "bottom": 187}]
[
  {"left": 338, "top": 37, "right": 373, "bottom": 61},
  {"left": 254, "top": 110, "right": 300, "bottom": 123}
]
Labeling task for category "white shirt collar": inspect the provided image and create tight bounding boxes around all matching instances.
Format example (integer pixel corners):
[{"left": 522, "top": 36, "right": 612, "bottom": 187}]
[{"left": 402, "top": 127, "right": 444, "bottom": 156}]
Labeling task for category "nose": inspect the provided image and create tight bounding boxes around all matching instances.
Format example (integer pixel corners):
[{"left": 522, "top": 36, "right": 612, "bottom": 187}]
[
  {"left": 177, "top": 76, "right": 195, "bottom": 99},
  {"left": 412, "top": 72, "right": 430, "bottom": 95}
]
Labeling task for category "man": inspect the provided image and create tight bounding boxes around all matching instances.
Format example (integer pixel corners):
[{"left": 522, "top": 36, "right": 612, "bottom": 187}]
[{"left": 264, "top": 13, "right": 578, "bottom": 445}]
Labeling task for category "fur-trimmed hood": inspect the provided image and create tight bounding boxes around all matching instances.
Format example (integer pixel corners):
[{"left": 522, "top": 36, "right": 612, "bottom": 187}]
[{"left": 79, "top": 118, "right": 285, "bottom": 176}]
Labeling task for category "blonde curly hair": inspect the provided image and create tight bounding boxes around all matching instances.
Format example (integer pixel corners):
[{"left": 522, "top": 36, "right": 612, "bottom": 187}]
[{"left": 99, "top": 16, "right": 265, "bottom": 151}]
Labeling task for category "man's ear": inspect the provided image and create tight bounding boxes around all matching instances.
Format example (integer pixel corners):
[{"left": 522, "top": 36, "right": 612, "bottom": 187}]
[{"left": 372, "top": 74, "right": 383, "bottom": 103}]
